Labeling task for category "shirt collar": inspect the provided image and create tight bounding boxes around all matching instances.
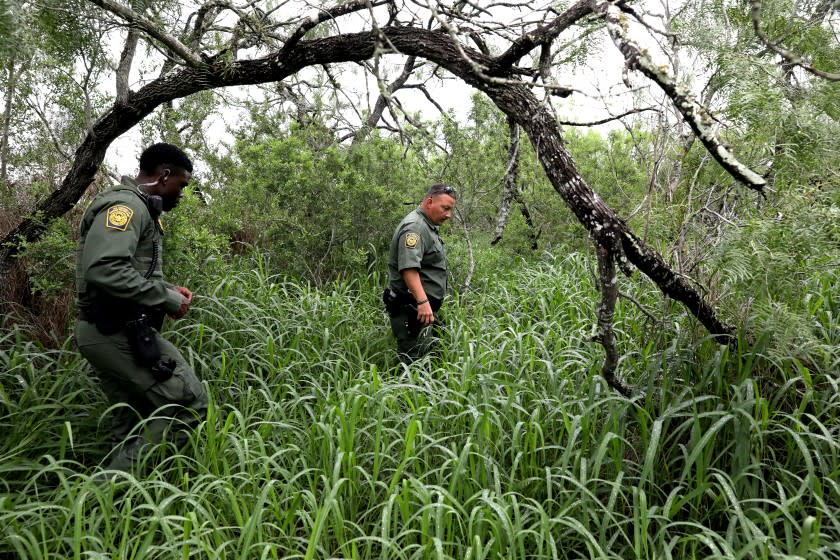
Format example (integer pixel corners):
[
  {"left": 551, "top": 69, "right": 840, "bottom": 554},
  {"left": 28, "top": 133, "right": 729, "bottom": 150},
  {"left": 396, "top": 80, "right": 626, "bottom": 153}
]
[
  {"left": 114, "top": 176, "right": 149, "bottom": 203},
  {"left": 117, "top": 175, "right": 145, "bottom": 196},
  {"left": 416, "top": 207, "right": 439, "bottom": 232}
]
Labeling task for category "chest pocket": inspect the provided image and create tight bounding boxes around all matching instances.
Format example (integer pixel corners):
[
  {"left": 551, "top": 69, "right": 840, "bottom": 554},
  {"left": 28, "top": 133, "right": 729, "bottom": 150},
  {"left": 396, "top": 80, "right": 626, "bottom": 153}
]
[{"left": 425, "top": 237, "right": 446, "bottom": 268}]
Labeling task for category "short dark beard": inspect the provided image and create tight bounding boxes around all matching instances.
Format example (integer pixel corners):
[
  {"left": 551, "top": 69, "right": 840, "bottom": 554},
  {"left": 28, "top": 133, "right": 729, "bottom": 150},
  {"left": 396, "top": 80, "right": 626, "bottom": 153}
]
[{"left": 162, "top": 196, "right": 179, "bottom": 212}]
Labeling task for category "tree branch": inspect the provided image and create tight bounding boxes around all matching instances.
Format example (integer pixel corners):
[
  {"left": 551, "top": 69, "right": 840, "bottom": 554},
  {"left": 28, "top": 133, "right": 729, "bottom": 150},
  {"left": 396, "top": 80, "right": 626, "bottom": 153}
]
[
  {"left": 558, "top": 106, "right": 659, "bottom": 126},
  {"left": 600, "top": 1, "right": 767, "bottom": 192},
  {"left": 751, "top": 0, "right": 840, "bottom": 81},
  {"left": 491, "top": 116, "right": 521, "bottom": 245},
  {"left": 115, "top": 29, "right": 139, "bottom": 105},
  {"left": 279, "top": 0, "right": 391, "bottom": 58},
  {"left": 591, "top": 243, "right": 633, "bottom": 397},
  {"left": 454, "top": 206, "right": 475, "bottom": 294},
  {"left": 353, "top": 55, "right": 420, "bottom": 144},
  {"left": 86, "top": 0, "right": 205, "bottom": 68},
  {"left": 618, "top": 289, "right": 658, "bottom": 323},
  {"left": 490, "top": 0, "right": 596, "bottom": 75}
]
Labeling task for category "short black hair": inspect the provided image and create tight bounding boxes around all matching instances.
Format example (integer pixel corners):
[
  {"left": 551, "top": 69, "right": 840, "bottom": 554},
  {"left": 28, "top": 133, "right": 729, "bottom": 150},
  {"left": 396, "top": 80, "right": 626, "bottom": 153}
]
[
  {"left": 139, "top": 143, "right": 193, "bottom": 174},
  {"left": 425, "top": 184, "right": 457, "bottom": 199}
]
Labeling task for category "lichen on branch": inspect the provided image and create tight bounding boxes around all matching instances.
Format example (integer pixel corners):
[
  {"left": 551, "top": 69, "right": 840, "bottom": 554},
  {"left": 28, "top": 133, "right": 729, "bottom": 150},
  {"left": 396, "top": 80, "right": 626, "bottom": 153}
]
[{"left": 599, "top": 1, "right": 767, "bottom": 193}]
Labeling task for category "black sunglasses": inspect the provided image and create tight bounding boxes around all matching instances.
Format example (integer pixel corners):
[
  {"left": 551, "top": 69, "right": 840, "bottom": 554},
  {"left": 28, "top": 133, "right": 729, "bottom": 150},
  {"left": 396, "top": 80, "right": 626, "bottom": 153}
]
[{"left": 428, "top": 184, "right": 457, "bottom": 198}]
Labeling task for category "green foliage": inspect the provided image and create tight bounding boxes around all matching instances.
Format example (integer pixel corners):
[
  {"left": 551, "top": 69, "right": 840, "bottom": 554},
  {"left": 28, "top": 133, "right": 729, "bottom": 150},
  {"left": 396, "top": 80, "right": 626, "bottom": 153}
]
[
  {"left": 670, "top": 0, "right": 840, "bottom": 190},
  {"left": 0, "top": 0, "right": 18, "bottom": 55},
  {"left": 158, "top": 186, "right": 229, "bottom": 291},
  {"left": 435, "top": 94, "right": 510, "bottom": 228},
  {"left": 212, "top": 124, "right": 427, "bottom": 283},
  {"left": 140, "top": 91, "right": 221, "bottom": 155},
  {"left": 15, "top": 215, "right": 75, "bottom": 300},
  {"left": 33, "top": 0, "right": 101, "bottom": 58},
  {"left": 705, "top": 182, "right": 840, "bottom": 364},
  {"left": 565, "top": 127, "right": 651, "bottom": 215}
]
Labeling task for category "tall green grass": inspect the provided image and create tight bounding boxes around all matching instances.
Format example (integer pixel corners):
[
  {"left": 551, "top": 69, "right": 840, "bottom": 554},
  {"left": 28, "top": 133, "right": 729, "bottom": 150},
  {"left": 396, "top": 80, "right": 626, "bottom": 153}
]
[{"left": 1, "top": 252, "right": 838, "bottom": 558}]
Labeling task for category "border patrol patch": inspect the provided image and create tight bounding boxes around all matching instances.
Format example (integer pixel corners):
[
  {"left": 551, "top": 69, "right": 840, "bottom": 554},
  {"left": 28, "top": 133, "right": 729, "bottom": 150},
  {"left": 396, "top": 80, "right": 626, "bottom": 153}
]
[
  {"left": 105, "top": 205, "right": 134, "bottom": 231},
  {"left": 404, "top": 232, "right": 420, "bottom": 249}
]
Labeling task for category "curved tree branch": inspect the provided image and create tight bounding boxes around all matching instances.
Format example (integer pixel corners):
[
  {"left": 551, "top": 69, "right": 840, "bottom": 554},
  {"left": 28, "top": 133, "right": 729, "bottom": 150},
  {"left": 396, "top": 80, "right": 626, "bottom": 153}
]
[
  {"left": 279, "top": 0, "right": 391, "bottom": 58},
  {"left": 600, "top": 1, "right": 767, "bottom": 193},
  {"left": 751, "top": 0, "right": 840, "bottom": 81},
  {"left": 489, "top": 0, "right": 596, "bottom": 75}
]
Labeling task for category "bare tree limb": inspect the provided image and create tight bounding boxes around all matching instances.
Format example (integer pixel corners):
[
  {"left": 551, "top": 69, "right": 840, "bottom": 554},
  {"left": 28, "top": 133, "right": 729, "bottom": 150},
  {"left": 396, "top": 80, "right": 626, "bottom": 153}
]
[
  {"left": 353, "top": 55, "right": 421, "bottom": 144},
  {"left": 491, "top": 116, "right": 521, "bottom": 245},
  {"left": 454, "top": 206, "right": 475, "bottom": 293},
  {"left": 278, "top": 0, "right": 391, "bottom": 58},
  {"left": 618, "top": 289, "right": 658, "bottom": 322},
  {"left": 23, "top": 98, "right": 72, "bottom": 162},
  {"left": 557, "top": 106, "right": 659, "bottom": 126},
  {"left": 115, "top": 30, "right": 139, "bottom": 105},
  {"left": 600, "top": 1, "right": 767, "bottom": 193},
  {"left": 490, "top": 0, "right": 596, "bottom": 75},
  {"left": 409, "top": 83, "right": 448, "bottom": 116},
  {"left": 86, "top": 0, "right": 205, "bottom": 68}
]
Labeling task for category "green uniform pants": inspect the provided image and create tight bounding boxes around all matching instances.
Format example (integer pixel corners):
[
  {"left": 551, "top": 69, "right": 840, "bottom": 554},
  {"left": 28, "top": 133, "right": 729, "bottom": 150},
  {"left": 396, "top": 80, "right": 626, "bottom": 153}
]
[
  {"left": 75, "top": 320, "right": 208, "bottom": 472},
  {"left": 388, "top": 308, "right": 442, "bottom": 364}
]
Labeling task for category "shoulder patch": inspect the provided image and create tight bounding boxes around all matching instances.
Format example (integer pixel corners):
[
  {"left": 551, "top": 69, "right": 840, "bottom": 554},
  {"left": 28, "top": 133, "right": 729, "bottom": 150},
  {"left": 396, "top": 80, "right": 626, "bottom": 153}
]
[
  {"left": 404, "top": 232, "right": 420, "bottom": 249},
  {"left": 105, "top": 205, "right": 134, "bottom": 231}
]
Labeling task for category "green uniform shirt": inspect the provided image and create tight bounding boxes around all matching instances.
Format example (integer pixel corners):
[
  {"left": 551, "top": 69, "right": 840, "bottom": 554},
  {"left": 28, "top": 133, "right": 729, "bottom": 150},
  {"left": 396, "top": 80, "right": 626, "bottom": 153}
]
[
  {"left": 75, "top": 176, "right": 182, "bottom": 313},
  {"left": 387, "top": 207, "right": 448, "bottom": 301}
]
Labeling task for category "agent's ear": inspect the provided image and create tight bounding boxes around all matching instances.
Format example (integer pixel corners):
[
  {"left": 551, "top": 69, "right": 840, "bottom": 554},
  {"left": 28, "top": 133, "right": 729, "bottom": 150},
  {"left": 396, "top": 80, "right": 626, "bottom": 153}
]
[{"left": 161, "top": 168, "right": 171, "bottom": 181}]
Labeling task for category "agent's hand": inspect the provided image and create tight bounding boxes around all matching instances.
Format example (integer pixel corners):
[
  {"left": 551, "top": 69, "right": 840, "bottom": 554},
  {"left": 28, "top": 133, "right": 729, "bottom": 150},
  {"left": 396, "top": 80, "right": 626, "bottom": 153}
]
[
  {"left": 416, "top": 301, "right": 434, "bottom": 325},
  {"left": 170, "top": 286, "right": 193, "bottom": 319}
]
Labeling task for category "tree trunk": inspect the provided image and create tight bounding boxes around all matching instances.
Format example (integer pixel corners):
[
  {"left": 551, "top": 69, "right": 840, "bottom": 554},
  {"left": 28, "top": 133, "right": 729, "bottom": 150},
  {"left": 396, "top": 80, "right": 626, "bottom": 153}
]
[
  {"left": 491, "top": 117, "right": 521, "bottom": 245},
  {"left": 1, "top": 54, "right": 24, "bottom": 187}
]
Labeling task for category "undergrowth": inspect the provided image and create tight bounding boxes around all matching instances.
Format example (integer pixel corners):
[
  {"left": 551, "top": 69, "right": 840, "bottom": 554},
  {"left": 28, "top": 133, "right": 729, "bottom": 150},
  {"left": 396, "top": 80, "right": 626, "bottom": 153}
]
[{"left": 1, "top": 249, "right": 838, "bottom": 559}]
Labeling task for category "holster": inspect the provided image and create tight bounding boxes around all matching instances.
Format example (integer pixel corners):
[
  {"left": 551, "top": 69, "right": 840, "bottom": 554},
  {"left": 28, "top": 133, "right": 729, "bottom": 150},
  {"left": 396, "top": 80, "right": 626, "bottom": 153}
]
[
  {"left": 84, "top": 294, "right": 165, "bottom": 334},
  {"left": 382, "top": 287, "right": 405, "bottom": 316},
  {"left": 383, "top": 287, "right": 442, "bottom": 336},
  {"left": 82, "top": 294, "right": 172, "bottom": 381},
  {"left": 124, "top": 313, "right": 161, "bottom": 368},
  {"left": 124, "top": 313, "right": 175, "bottom": 382}
]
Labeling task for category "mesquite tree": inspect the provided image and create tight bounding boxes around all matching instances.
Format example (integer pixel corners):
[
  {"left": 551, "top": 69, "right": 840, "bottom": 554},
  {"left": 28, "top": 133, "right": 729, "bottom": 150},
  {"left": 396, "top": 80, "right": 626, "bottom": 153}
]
[{"left": 2, "top": 0, "right": 835, "bottom": 390}]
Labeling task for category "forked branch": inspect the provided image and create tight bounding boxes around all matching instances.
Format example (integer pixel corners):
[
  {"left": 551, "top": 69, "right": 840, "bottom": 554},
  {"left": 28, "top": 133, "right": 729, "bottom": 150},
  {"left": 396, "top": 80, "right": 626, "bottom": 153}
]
[
  {"left": 87, "top": 0, "right": 204, "bottom": 67},
  {"left": 490, "top": 0, "right": 596, "bottom": 75},
  {"left": 279, "top": 0, "right": 391, "bottom": 58}
]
